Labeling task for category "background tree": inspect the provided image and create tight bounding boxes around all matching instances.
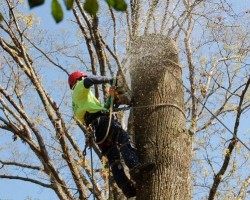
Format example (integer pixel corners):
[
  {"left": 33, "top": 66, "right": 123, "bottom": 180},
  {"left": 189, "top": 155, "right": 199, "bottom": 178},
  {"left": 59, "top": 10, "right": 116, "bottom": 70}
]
[{"left": 1, "top": 0, "right": 250, "bottom": 199}]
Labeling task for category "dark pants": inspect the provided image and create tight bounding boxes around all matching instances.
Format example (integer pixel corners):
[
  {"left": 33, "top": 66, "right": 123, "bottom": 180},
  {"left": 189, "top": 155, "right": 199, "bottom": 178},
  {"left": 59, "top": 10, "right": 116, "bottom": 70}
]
[{"left": 91, "top": 115, "right": 139, "bottom": 193}]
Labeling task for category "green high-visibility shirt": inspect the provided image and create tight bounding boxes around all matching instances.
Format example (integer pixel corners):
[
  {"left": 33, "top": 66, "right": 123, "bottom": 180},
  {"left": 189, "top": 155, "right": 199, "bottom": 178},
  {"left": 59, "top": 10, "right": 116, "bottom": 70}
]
[{"left": 72, "top": 80, "right": 107, "bottom": 124}]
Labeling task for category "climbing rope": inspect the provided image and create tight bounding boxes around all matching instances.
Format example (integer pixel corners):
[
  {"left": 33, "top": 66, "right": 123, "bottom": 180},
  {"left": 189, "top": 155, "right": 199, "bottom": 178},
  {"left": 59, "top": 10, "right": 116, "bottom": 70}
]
[
  {"left": 108, "top": 167, "right": 111, "bottom": 200},
  {"left": 96, "top": 77, "right": 117, "bottom": 145},
  {"left": 106, "top": 76, "right": 116, "bottom": 133},
  {"left": 82, "top": 129, "right": 97, "bottom": 200},
  {"left": 105, "top": 77, "right": 116, "bottom": 200},
  {"left": 114, "top": 103, "right": 186, "bottom": 118},
  {"left": 90, "top": 146, "right": 95, "bottom": 200},
  {"left": 81, "top": 77, "right": 117, "bottom": 199},
  {"left": 84, "top": 77, "right": 117, "bottom": 200}
]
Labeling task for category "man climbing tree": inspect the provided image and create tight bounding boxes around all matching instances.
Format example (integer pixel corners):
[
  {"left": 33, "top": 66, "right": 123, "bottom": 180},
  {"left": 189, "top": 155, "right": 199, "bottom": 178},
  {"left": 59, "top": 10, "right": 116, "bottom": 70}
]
[{"left": 68, "top": 71, "right": 155, "bottom": 198}]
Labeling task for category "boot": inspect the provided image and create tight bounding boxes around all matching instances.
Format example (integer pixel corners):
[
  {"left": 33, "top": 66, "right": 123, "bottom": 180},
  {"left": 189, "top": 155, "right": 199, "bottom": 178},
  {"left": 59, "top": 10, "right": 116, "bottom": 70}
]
[
  {"left": 122, "top": 181, "right": 136, "bottom": 198},
  {"left": 130, "top": 162, "right": 155, "bottom": 180}
]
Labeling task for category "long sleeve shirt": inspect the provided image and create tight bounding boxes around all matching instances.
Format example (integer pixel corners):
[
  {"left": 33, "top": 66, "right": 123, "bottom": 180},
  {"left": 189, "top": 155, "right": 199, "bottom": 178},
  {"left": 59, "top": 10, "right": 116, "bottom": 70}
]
[
  {"left": 72, "top": 75, "right": 112, "bottom": 123},
  {"left": 83, "top": 75, "right": 112, "bottom": 88}
]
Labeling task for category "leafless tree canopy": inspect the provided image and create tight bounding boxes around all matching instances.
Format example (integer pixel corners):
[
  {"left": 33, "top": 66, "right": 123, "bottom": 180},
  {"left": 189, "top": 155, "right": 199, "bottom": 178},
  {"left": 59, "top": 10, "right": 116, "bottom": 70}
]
[{"left": 1, "top": 0, "right": 250, "bottom": 199}]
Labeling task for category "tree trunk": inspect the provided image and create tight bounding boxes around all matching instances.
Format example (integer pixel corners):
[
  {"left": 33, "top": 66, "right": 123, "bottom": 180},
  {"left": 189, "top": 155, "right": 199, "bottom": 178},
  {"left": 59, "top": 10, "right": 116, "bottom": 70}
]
[{"left": 129, "top": 34, "right": 192, "bottom": 200}]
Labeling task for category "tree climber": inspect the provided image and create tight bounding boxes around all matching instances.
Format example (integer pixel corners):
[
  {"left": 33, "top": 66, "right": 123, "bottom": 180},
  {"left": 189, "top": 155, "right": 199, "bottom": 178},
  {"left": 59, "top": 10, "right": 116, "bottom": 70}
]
[{"left": 68, "top": 71, "right": 155, "bottom": 198}]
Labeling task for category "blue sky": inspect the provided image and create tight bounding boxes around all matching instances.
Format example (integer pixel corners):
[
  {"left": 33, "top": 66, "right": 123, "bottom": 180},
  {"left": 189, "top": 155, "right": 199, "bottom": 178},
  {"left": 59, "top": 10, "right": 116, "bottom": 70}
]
[{"left": 0, "top": 1, "right": 72, "bottom": 199}]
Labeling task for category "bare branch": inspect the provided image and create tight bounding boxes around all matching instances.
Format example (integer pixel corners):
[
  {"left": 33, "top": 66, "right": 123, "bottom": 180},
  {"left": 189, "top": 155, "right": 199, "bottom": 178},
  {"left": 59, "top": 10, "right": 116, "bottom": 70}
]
[
  {"left": 24, "top": 36, "right": 69, "bottom": 75},
  {"left": 185, "top": 16, "right": 198, "bottom": 136},
  {"left": 237, "top": 174, "right": 250, "bottom": 199},
  {"left": 130, "top": 0, "right": 141, "bottom": 39},
  {"left": 0, "top": 160, "right": 43, "bottom": 171},
  {"left": 208, "top": 76, "right": 250, "bottom": 200},
  {"left": 144, "top": 0, "right": 160, "bottom": 35},
  {"left": 0, "top": 174, "right": 52, "bottom": 189},
  {"left": 160, "top": 0, "right": 170, "bottom": 34}
]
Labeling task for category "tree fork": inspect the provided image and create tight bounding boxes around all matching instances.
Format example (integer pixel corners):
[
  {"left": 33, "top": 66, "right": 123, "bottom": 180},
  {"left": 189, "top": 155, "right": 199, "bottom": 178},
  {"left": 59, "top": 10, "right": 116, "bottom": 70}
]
[{"left": 129, "top": 34, "right": 192, "bottom": 200}]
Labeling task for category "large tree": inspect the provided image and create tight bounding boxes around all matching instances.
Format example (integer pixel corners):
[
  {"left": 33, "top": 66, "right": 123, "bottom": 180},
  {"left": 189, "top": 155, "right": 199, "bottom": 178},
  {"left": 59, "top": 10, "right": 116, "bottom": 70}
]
[
  {"left": 1, "top": 0, "right": 250, "bottom": 199},
  {"left": 130, "top": 35, "right": 191, "bottom": 199}
]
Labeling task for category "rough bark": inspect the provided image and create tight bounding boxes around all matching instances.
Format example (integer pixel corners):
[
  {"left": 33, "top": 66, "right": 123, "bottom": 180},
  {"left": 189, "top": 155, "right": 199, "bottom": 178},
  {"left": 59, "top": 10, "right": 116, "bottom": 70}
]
[{"left": 129, "top": 34, "right": 192, "bottom": 200}]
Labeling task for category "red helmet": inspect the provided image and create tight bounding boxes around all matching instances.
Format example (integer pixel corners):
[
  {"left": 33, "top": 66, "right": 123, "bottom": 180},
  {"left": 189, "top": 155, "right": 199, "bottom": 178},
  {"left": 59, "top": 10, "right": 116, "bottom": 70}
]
[{"left": 68, "top": 71, "right": 87, "bottom": 89}]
